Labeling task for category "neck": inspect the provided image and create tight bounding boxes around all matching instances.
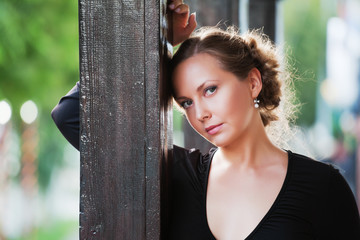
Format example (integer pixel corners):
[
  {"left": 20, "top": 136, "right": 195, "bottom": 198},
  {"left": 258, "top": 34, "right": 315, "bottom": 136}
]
[{"left": 215, "top": 116, "right": 280, "bottom": 169}]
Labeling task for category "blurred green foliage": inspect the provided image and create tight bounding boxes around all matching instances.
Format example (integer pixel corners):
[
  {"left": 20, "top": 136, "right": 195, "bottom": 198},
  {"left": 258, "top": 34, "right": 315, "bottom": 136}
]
[
  {"left": 0, "top": 0, "right": 78, "bottom": 112},
  {"left": 283, "top": 0, "right": 336, "bottom": 126},
  {"left": 0, "top": 0, "right": 79, "bottom": 190},
  {"left": 9, "top": 220, "right": 77, "bottom": 240}
]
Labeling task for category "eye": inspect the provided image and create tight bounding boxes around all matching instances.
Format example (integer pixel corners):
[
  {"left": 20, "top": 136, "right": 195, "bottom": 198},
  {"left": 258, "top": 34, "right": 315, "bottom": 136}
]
[
  {"left": 180, "top": 99, "right": 193, "bottom": 109},
  {"left": 204, "top": 86, "right": 217, "bottom": 97}
]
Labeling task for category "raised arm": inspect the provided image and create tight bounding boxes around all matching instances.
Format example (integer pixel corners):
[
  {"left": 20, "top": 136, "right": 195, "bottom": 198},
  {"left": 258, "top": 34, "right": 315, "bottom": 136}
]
[{"left": 51, "top": 82, "right": 80, "bottom": 150}]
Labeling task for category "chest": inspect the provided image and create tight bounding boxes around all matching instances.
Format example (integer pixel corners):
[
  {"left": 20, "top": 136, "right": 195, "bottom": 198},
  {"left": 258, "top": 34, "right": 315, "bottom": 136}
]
[{"left": 206, "top": 168, "right": 286, "bottom": 240}]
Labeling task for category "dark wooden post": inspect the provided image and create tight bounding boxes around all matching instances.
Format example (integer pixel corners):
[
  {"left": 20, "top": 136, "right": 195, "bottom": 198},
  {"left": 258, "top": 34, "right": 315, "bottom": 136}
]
[{"left": 79, "top": 0, "right": 170, "bottom": 239}]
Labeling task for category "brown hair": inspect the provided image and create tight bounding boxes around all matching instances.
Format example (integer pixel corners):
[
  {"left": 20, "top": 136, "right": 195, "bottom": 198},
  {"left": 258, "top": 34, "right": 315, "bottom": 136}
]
[{"left": 169, "top": 26, "right": 297, "bottom": 145}]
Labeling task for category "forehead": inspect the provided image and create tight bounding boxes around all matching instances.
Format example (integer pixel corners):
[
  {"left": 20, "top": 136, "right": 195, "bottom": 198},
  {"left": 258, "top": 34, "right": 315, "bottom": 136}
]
[
  {"left": 172, "top": 53, "right": 223, "bottom": 94},
  {"left": 173, "top": 53, "right": 221, "bottom": 77}
]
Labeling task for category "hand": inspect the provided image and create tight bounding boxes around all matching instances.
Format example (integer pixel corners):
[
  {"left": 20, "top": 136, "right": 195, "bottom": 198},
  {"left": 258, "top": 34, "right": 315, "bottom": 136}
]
[{"left": 167, "top": 0, "right": 197, "bottom": 46}]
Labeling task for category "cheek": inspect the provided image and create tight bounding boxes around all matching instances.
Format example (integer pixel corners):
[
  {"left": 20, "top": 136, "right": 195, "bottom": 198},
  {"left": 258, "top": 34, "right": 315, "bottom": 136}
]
[
  {"left": 231, "top": 94, "right": 251, "bottom": 113},
  {"left": 216, "top": 86, "right": 251, "bottom": 115}
]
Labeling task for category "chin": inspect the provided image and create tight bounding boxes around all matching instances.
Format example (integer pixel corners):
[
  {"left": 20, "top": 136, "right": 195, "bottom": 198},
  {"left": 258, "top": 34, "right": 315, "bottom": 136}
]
[
  {"left": 211, "top": 141, "right": 229, "bottom": 148},
  {"left": 203, "top": 134, "right": 232, "bottom": 148}
]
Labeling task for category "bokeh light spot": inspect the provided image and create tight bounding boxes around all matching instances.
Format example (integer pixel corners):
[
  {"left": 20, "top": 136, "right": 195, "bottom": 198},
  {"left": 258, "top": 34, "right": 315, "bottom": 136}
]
[
  {"left": 20, "top": 100, "right": 38, "bottom": 124},
  {"left": 0, "top": 100, "right": 12, "bottom": 125}
]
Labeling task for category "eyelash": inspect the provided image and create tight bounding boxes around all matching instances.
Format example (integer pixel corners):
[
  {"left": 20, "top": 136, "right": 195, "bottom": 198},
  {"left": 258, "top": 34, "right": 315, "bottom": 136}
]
[
  {"left": 204, "top": 86, "right": 217, "bottom": 96},
  {"left": 180, "top": 85, "right": 218, "bottom": 109},
  {"left": 180, "top": 100, "right": 193, "bottom": 109}
]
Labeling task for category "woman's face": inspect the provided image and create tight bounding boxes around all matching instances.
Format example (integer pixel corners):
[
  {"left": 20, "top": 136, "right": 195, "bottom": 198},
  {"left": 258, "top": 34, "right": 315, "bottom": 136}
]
[{"left": 172, "top": 53, "right": 258, "bottom": 148}]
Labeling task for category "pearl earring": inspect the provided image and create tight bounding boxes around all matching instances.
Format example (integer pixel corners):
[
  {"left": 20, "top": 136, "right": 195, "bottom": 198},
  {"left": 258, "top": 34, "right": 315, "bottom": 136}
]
[{"left": 254, "top": 99, "right": 260, "bottom": 108}]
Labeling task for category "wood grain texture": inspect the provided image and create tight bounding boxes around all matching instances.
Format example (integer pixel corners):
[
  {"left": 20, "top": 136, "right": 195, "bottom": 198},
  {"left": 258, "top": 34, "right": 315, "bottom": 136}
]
[{"left": 79, "top": 0, "right": 170, "bottom": 239}]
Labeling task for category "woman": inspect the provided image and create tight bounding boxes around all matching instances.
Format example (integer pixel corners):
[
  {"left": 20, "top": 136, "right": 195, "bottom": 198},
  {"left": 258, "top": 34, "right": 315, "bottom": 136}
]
[{"left": 51, "top": 1, "right": 360, "bottom": 239}]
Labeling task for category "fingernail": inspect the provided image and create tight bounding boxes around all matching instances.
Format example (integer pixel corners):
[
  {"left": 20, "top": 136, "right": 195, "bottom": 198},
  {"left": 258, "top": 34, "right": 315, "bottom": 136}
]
[
  {"left": 175, "top": 8, "right": 181, "bottom": 13},
  {"left": 169, "top": 4, "right": 174, "bottom": 9}
]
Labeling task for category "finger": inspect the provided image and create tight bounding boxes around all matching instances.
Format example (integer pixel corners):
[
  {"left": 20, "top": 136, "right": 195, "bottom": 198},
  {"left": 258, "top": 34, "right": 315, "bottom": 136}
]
[
  {"left": 184, "top": 12, "right": 197, "bottom": 34},
  {"left": 168, "top": 0, "right": 183, "bottom": 10},
  {"left": 174, "top": 4, "right": 189, "bottom": 15},
  {"left": 172, "top": 5, "right": 189, "bottom": 29}
]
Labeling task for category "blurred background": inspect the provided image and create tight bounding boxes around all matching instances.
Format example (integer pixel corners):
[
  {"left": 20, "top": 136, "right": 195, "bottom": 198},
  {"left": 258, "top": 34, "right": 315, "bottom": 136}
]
[{"left": 0, "top": 0, "right": 359, "bottom": 239}]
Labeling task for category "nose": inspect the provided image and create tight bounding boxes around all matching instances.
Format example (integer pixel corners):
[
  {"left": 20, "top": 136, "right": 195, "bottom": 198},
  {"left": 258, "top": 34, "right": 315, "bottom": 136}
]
[{"left": 195, "top": 102, "right": 211, "bottom": 122}]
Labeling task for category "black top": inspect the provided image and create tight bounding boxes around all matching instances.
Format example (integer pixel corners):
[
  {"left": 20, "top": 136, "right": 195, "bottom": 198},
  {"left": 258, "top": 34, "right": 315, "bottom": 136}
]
[
  {"left": 170, "top": 146, "right": 360, "bottom": 240},
  {"left": 52, "top": 83, "right": 360, "bottom": 239},
  {"left": 51, "top": 82, "right": 80, "bottom": 150}
]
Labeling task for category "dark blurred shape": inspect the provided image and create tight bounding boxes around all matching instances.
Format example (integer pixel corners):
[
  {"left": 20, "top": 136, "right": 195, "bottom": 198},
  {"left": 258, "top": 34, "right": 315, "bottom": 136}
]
[{"left": 248, "top": 0, "right": 277, "bottom": 41}]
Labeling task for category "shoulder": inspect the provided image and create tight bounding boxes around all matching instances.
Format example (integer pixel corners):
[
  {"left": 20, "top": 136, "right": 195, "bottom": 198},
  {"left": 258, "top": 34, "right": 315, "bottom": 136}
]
[
  {"left": 288, "top": 151, "right": 338, "bottom": 181},
  {"left": 287, "top": 150, "right": 357, "bottom": 192},
  {"left": 285, "top": 150, "right": 354, "bottom": 208},
  {"left": 288, "top": 151, "right": 330, "bottom": 169},
  {"left": 287, "top": 151, "right": 360, "bottom": 237},
  {"left": 287, "top": 150, "right": 352, "bottom": 195}
]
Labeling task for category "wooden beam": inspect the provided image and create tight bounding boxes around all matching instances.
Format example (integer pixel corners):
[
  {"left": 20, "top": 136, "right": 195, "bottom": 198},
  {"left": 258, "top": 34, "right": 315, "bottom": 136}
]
[{"left": 79, "top": 0, "right": 170, "bottom": 238}]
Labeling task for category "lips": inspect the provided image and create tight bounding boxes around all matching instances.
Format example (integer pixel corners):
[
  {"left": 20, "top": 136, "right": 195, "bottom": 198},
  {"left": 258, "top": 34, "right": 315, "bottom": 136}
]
[{"left": 205, "top": 123, "right": 223, "bottom": 135}]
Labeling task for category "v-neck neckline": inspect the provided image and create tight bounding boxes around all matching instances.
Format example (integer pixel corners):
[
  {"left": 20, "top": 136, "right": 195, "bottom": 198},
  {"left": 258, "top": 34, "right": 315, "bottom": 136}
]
[{"left": 203, "top": 149, "right": 293, "bottom": 240}]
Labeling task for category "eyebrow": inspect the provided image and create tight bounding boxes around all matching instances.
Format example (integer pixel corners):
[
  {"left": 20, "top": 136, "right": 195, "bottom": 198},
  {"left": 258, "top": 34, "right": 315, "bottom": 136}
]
[
  {"left": 196, "top": 82, "right": 206, "bottom": 93},
  {"left": 175, "top": 96, "right": 188, "bottom": 102},
  {"left": 175, "top": 80, "right": 219, "bottom": 101}
]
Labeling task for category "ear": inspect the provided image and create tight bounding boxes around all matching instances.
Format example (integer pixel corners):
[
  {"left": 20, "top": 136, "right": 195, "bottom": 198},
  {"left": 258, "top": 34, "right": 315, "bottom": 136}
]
[{"left": 247, "top": 68, "right": 262, "bottom": 98}]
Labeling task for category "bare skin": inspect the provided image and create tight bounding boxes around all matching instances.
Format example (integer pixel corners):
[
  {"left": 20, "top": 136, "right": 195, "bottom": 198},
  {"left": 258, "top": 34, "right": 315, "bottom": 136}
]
[
  {"left": 207, "top": 145, "right": 288, "bottom": 239},
  {"left": 173, "top": 53, "right": 288, "bottom": 240},
  {"left": 167, "top": 0, "right": 197, "bottom": 46}
]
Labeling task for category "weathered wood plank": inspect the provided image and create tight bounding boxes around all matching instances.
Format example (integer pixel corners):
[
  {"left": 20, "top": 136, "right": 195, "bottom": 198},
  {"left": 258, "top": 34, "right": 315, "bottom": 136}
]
[{"left": 79, "top": 0, "right": 168, "bottom": 238}]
